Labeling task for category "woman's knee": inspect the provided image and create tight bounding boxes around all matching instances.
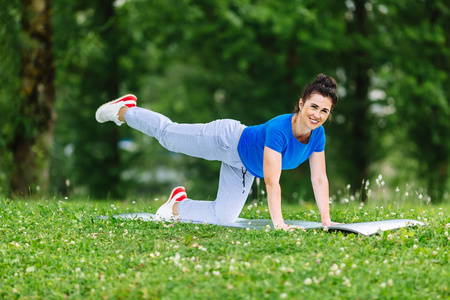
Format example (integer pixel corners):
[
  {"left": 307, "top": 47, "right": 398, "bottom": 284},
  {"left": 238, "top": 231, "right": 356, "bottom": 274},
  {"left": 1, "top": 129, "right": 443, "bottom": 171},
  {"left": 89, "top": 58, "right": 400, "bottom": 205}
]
[{"left": 212, "top": 205, "right": 241, "bottom": 224}]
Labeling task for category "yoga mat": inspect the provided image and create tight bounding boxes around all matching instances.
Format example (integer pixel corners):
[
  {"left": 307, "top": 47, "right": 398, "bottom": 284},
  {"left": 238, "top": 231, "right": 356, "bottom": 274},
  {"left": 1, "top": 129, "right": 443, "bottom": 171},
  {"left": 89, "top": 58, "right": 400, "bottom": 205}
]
[{"left": 98, "top": 213, "right": 424, "bottom": 236}]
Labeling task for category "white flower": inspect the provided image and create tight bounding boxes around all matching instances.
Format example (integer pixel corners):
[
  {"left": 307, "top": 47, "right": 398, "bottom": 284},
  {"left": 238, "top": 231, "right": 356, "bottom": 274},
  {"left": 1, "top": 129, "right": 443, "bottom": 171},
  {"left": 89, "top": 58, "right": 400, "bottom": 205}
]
[
  {"left": 280, "top": 293, "right": 288, "bottom": 299},
  {"left": 380, "top": 282, "right": 386, "bottom": 288},
  {"left": 304, "top": 278, "right": 312, "bottom": 285},
  {"left": 387, "top": 279, "right": 393, "bottom": 287},
  {"left": 280, "top": 266, "right": 294, "bottom": 273},
  {"left": 212, "top": 271, "right": 220, "bottom": 276},
  {"left": 343, "top": 277, "right": 351, "bottom": 287},
  {"left": 195, "top": 265, "right": 203, "bottom": 271}
]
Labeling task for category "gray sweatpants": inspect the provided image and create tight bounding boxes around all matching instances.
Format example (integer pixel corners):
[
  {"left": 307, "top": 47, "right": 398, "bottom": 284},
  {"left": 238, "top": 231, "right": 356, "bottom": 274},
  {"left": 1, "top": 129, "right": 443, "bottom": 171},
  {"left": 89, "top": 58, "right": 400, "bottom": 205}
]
[{"left": 124, "top": 107, "right": 255, "bottom": 225}]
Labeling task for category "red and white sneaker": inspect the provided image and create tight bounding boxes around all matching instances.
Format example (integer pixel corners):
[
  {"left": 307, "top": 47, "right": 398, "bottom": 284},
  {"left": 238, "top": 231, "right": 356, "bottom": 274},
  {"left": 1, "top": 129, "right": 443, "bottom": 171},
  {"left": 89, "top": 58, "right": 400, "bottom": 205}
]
[
  {"left": 156, "top": 186, "right": 187, "bottom": 221},
  {"left": 95, "top": 94, "right": 137, "bottom": 126}
]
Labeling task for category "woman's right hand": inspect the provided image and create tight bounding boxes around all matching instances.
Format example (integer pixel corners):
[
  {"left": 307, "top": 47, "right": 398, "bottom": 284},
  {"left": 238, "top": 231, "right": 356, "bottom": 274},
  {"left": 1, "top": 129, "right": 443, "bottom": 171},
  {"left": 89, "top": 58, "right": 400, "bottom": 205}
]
[{"left": 274, "top": 223, "right": 305, "bottom": 231}]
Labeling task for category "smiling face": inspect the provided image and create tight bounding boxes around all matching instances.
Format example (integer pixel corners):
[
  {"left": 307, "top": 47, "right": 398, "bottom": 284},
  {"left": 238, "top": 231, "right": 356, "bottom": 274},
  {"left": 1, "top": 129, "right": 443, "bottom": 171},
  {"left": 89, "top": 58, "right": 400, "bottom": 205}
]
[{"left": 298, "top": 93, "right": 333, "bottom": 130}]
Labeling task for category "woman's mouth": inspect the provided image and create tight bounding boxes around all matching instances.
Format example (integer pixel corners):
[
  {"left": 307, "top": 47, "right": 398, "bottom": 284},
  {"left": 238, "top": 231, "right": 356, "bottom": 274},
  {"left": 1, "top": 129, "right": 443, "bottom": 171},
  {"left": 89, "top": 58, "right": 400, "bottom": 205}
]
[{"left": 310, "top": 117, "right": 319, "bottom": 124}]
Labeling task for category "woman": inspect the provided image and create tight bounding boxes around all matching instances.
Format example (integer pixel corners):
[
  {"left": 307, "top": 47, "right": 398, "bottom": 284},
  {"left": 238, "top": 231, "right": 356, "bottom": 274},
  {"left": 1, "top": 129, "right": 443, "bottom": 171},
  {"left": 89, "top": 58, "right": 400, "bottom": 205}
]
[{"left": 95, "top": 74, "right": 340, "bottom": 230}]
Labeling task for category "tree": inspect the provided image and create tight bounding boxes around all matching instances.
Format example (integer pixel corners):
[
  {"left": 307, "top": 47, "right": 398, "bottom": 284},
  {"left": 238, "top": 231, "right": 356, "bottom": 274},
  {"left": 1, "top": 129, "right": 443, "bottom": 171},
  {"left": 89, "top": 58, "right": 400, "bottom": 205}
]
[
  {"left": 8, "top": 0, "right": 56, "bottom": 197},
  {"left": 333, "top": 0, "right": 374, "bottom": 201},
  {"left": 51, "top": 0, "right": 124, "bottom": 198},
  {"left": 379, "top": 0, "right": 450, "bottom": 201},
  {"left": 0, "top": 0, "right": 21, "bottom": 195}
]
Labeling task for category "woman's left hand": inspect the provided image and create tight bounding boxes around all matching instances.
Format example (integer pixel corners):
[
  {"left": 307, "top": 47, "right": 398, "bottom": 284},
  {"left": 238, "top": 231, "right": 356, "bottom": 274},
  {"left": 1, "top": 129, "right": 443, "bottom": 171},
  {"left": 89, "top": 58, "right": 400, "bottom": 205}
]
[{"left": 322, "top": 221, "right": 342, "bottom": 227}]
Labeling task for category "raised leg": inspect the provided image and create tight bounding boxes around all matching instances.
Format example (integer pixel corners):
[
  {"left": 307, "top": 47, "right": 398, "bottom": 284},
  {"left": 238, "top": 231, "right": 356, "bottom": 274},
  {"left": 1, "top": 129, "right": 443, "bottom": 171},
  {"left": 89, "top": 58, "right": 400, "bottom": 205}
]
[{"left": 124, "top": 107, "right": 244, "bottom": 165}]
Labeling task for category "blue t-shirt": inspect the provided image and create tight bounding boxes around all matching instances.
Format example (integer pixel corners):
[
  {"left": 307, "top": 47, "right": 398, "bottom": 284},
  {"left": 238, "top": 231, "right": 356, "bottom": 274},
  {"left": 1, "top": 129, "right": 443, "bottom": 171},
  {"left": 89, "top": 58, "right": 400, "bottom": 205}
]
[{"left": 237, "top": 113, "right": 326, "bottom": 178}]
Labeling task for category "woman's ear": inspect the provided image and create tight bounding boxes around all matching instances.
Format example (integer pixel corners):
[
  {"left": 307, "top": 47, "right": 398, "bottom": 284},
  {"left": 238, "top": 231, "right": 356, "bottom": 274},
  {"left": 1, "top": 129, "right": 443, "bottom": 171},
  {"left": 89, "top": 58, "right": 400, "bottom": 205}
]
[{"left": 298, "top": 98, "right": 304, "bottom": 110}]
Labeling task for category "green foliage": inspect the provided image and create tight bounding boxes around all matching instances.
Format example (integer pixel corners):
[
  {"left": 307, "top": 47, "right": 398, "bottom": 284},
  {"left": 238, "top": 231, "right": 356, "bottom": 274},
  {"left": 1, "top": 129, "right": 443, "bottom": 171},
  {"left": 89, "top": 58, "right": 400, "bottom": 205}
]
[
  {"left": 0, "top": 0, "right": 21, "bottom": 196},
  {"left": 0, "top": 197, "right": 449, "bottom": 298},
  {"left": 372, "top": 0, "right": 450, "bottom": 201},
  {"left": 1, "top": 0, "right": 448, "bottom": 201},
  {"left": 52, "top": 0, "right": 125, "bottom": 198}
]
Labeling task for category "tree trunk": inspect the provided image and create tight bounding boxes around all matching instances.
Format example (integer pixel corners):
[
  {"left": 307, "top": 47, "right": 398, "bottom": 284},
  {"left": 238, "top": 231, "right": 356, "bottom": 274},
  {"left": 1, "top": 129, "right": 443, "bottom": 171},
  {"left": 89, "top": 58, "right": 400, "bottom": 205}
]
[
  {"left": 347, "top": 0, "right": 371, "bottom": 201},
  {"left": 10, "top": 0, "right": 55, "bottom": 197}
]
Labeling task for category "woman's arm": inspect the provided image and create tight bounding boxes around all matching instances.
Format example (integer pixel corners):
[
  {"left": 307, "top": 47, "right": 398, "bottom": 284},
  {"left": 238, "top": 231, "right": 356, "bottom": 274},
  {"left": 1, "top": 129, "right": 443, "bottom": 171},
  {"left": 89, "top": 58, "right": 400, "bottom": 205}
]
[
  {"left": 309, "top": 151, "right": 339, "bottom": 226},
  {"left": 263, "top": 146, "right": 284, "bottom": 228},
  {"left": 264, "top": 146, "right": 302, "bottom": 230}
]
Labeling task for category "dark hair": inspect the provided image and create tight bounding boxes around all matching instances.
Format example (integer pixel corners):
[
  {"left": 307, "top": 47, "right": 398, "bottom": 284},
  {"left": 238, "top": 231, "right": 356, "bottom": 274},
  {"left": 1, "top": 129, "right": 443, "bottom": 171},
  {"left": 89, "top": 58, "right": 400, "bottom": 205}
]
[{"left": 294, "top": 74, "right": 338, "bottom": 113}]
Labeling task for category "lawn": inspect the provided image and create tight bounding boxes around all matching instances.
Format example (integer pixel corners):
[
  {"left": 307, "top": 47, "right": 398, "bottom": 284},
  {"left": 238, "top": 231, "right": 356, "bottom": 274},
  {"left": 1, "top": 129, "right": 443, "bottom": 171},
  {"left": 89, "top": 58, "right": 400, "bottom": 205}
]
[{"left": 0, "top": 196, "right": 449, "bottom": 299}]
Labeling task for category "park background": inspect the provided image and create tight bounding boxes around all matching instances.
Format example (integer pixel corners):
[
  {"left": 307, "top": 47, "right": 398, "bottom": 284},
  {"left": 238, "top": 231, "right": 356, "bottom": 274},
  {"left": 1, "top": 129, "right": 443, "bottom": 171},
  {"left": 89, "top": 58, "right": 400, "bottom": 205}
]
[{"left": 0, "top": 0, "right": 449, "bottom": 204}]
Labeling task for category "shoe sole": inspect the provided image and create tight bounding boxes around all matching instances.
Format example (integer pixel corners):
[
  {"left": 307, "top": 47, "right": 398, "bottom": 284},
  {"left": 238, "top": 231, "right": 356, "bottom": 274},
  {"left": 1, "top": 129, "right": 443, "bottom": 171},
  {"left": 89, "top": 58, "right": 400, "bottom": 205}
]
[
  {"left": 110, "top": 94, "right": 137, "bottom": 107},
  {"left": 168, "top": 186, "right": 187, "bottom": 202},
  {"left": 95, "top": 94, "right": 137, "bottom": 123},
  {"left": 156, "top": 186, "right": 186, "bottom": 221}
]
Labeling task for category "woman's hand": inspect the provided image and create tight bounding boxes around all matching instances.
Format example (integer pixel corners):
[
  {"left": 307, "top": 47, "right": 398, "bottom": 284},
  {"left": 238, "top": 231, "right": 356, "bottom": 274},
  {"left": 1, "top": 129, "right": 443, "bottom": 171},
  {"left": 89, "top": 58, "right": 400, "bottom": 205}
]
[
  {"left": 322, "top": 221, "right": 342, "bottom": 227},
  {"left": 274, "top": 223, "right": 305, "bottom": 231}
]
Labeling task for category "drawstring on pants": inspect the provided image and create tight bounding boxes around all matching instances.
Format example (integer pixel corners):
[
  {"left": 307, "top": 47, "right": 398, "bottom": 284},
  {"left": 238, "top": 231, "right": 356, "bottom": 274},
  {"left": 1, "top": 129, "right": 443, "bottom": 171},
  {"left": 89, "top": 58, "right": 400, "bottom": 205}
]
[{"left": 241, "top": 167, "right": 248, "bottom": 193}]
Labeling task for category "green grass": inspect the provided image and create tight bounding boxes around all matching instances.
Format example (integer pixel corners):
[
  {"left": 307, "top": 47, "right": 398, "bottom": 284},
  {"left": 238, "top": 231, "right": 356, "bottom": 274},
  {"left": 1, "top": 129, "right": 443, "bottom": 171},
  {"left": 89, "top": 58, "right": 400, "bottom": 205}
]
[{"left": 0, "top": 197, "right": 449, "bottom": 299}]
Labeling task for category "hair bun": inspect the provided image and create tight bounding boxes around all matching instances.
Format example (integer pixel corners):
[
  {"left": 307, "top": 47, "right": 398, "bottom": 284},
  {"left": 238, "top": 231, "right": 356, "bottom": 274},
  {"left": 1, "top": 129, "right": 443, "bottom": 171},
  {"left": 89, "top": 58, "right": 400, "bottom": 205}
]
[{"left": 315, "top": 73, "right": 337, "bottom": 89}]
